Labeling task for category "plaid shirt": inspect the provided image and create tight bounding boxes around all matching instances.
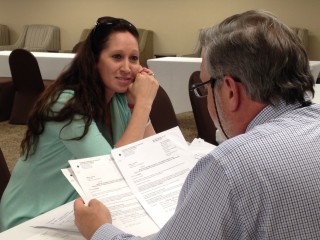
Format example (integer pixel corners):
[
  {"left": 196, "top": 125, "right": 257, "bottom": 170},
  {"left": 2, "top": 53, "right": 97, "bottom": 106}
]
[{"left": 93, "top": 100, "right": 320, "bottom": 240}]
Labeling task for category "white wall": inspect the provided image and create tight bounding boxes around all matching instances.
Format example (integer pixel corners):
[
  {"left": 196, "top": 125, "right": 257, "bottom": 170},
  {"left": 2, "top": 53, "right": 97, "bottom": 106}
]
[{"left": 0, "top": 0, "right": 319, "bottom": 60}]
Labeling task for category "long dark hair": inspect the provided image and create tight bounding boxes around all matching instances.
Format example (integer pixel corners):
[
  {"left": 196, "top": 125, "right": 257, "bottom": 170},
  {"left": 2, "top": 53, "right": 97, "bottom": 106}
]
[{"left": 21, "top": 17, "right": 139, "bottom": 159}]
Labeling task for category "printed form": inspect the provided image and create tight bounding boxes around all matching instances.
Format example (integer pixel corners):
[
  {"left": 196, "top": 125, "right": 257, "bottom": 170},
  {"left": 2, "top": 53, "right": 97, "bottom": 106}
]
[
  {"left": 68, "top": 155, "right": 159, "bottom": 237},
  {"left": 111, "top": 127, "right": 199, "bottom": 228}
]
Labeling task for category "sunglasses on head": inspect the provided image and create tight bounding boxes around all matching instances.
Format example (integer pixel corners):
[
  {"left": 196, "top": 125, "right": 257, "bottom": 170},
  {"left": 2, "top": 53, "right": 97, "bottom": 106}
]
[
  {"left": 91, "top": 16, "right": 136, "bottom": 52},
  {"left": 95, "top": 16, "right": 133, "bottom": 29}
]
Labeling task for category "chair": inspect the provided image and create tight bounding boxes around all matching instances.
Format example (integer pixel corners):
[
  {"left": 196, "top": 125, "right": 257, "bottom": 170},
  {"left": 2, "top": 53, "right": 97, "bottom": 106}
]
[
  {"left": 72, "top": 28, "right": 153, "bottom": 66},
  {"left": 0, "top": 24, "right": 10, "bottom": 45},
  {"left": 150, "top": 85, "right": 179, "bottom": 133},
  {"left": 70, "top": 28, "right": 91, "bottom": 53},
  {"left": 9, "top": 49, "right": 45, "bottom": 124},
  {"left": 0, "top": 77, "right": 15, "bottom": 121},
  {"left": 0, "top": 24, "right": 60, "bottom": 52},
  {"left": 137, "top": 28, "right": 153, "bottom": 67},
  {"left": 291, "top": 27, "right": 309, "bottom": 51},
  {"left": 0, "top": 148, "right": 11, "bottom": 200},
  {"left": 188, "top": 71, "right": 218, "bottom": 145}
]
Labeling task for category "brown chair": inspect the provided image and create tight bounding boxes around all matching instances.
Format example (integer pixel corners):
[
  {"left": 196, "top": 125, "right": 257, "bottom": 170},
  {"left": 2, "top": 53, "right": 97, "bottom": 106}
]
[
  {"left": 9, "top": 49, "right": 45, "bottom": 124},
  {"left": 0, "top": 77, "right": 14, "bottom": 121},
  {"left": 150, "top": 85, "right": 179, "bottom": 133},
  {"left": 188, "top": 71, "right": 218, "bottom": 145},
  {"left": 0, "top": 148, "right": 10, "bottom": 200}
]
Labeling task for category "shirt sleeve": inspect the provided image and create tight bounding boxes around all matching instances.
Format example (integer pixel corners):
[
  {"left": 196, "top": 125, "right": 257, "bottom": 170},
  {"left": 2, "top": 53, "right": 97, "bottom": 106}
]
[
  {"left": 154, "top": 155, "right": 242, "bottom": 239},
  {"left": 92, "top": 224, "right": 144, "bottom": 240},
  {"left": 50, "top": 90, "right": 113, "bottom": 158},
  {"left": 58, "top": 117, "right": 113, "bottom": 158}
]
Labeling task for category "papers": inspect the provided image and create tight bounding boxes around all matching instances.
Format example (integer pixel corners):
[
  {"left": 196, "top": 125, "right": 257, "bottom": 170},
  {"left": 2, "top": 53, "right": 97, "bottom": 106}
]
[
  {"left": 31, "top": 201, "right": 77, "bottom": 232},
  {"left": 189, "top": 137, "right": 217, "bottom": 160},
  {"left": 112, "top": 127, "right": 198, "bottom": 228},
  {"left": 68, "top": 155, "right": 159, "bottom": 237},
  {"left": 34, "top": 127, "right": 216, "bottom": 237}
]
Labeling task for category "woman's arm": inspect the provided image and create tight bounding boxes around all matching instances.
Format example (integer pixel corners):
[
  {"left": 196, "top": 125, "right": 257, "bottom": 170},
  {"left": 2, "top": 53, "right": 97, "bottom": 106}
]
[
  {"left": 115, "top": 71, "right": 158, "bottom": 148},
  {"left": 144, "top": 122, "right": 156, "bottom": 138},
  {"left": 58, "top": 118, "right": 113, "bottom": 158}
]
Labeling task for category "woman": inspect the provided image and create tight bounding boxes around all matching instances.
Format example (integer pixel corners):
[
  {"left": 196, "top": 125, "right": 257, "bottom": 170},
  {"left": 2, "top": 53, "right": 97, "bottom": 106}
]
[{"left": 0, "top": 16, "right": 159, "bottom": 231}]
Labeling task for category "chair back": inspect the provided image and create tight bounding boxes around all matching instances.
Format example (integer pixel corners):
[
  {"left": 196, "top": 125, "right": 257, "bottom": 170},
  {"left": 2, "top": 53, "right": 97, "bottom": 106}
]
[
  {"left": 0, "top": 148, "right": 10, "bottom": 200},
  {"left": 291, "top": 27, "right": 308, "bottom": 51},
  {"left": 71, "top": 28, "right": 91, "bottom": 53},
  {"left": 0, "top": 77, "right": 14, "bottom": 121},
  {"left": 150, "top": 86, "right": 179, "bottom": 133},
  {"left": 188, "top": 71, "right": 218, "bottom": 145},
  {"left": 137, "top": 28, "right": 153, "bottom": 67},
  {"left": 79, "top": 28, "right": 91, "bottom": 42},
  {"left": 0, "top": 24, "right": 10, "bottom": 45},
  {"left": 9, "top": 49, "right": 44, "bottom": 93},
  {"left": 0, "top": 24, "right": 60, "bottom": 52},
  {"left": 9, "top": 49, "right": 45, "bottom": 124},
  {"left": 24, "top": 25, "right": 60, "bottom": 52}
]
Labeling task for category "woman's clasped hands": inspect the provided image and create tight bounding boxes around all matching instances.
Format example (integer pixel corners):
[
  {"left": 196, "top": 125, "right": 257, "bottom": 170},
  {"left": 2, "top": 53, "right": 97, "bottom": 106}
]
[{"left": 126, "top": 67, "right": 159, "bottom": 110}]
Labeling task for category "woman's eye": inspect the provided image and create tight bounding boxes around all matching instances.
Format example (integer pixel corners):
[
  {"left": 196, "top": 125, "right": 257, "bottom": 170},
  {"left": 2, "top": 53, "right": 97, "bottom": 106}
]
[
  {"left": 112, "top": 54, "right": 122, "bottom": 60},
  {"left": 130, "top": 56, "right": 139, "bottom": 62}
]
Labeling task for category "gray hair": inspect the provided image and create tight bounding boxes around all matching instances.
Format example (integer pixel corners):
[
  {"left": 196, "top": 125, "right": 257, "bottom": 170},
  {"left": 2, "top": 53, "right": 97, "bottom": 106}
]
[{"left": 202, "top": 10, "right": 314, "bottom": 105}]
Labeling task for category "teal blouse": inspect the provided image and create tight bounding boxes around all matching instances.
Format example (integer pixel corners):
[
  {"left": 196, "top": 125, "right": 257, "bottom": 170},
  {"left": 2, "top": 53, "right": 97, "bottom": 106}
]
[{"left": 0, "top": 90, "right": 131, "bottom": 231}]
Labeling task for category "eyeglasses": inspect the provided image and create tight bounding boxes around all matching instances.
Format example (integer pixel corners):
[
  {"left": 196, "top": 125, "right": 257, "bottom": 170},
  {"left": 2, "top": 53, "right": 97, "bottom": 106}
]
[
  {"left": 91, "top": 16, "right": 136, "bottom": 52},
  {"left": 190, "top": 76, "right": 241, "bottom": 98},
  {"left": 190, "top": 77, "right": 217, "bottom": 98}
]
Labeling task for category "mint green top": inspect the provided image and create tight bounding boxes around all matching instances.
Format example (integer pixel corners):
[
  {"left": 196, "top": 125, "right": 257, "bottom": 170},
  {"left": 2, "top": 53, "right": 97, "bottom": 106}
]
[{"left": 0, "top": 90, "right": 131, "bottom": 231}]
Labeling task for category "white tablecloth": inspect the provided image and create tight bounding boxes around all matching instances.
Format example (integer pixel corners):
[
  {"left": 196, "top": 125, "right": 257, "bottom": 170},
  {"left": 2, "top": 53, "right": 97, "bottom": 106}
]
[
  {"left": 0, "top": 200, "right": 154, "bottom": 240},
  {"left": 310, "top": 61, "right": 320, "bottom": 83},
  {"left": 147, "top": 57, "right": 201, "bottom": 114},
  {"left": 147, "top": 57, "right": 320, "bottom": 114},
  {"left": 0, "top": 51, "right": 75, "bottom": 80},
  {"left": 313, "top": 84, "right": 320, "bottom": 104}
]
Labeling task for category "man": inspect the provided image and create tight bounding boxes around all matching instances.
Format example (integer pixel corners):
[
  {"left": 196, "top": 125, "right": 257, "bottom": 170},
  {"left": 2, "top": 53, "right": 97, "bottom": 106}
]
[{"left": 74, "top": 10, "right": 320, "bottom": 239}]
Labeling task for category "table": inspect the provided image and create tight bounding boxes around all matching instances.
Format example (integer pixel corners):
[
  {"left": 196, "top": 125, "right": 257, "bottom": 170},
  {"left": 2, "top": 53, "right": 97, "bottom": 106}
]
[
  {"left": 0, "top": 51, "right": 75, "bottom": 79},
  {"left": 313, "top": 84, "right": 320, "bottom": 103},
  {"left": 147, "top": 57, "right": 320, "bottom": 114},
  {"left": 310, "top": 61, "right": 320, "bottom": 83},
  {"left": 0, "top": 201, "right": 83, "bottom": 240},
  {"left": 0, "top": 200, "right": 154, "bottom": 240},
  {"left": 147, "top": 57, "right": 201, "bottom": 114}
]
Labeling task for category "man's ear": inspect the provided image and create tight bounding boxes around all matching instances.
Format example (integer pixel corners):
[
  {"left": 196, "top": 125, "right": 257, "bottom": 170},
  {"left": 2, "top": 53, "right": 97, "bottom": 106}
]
[{"left": 223, "top": 76, "right": 241, "bottom": 112}]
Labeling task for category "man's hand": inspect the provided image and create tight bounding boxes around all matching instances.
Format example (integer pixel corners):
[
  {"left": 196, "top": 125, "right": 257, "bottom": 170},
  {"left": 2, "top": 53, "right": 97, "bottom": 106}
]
[{"left": 74, "top": 198, "right": 112, "bottom": 239}]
